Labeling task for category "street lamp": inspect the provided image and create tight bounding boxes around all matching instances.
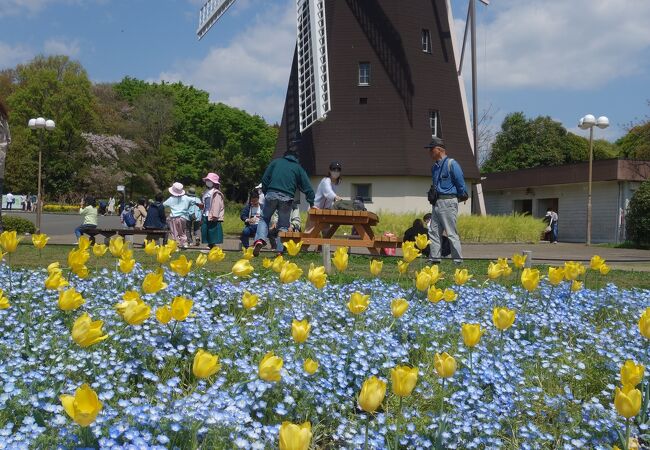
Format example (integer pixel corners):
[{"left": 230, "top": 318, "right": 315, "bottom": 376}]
[
  {"left": 28, "top": 117, "right": 55, "bottom": 233},
  {"left": 578, "top": 114, "right": 609, "bottom": 246}
]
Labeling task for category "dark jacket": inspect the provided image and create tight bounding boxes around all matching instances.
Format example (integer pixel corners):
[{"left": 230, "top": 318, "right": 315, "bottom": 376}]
[
  {"left": 143, "top": 202, "right": 166, "bottom": 229},
  {"left": 261, "top": 155, "right": 315, "bottom": 206},
  {"left": 403, "top": 223, "right": 431, "bottom": 257}
]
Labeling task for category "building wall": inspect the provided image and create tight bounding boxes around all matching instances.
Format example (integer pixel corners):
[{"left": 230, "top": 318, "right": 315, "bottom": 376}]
[
  {"left": 484, "top": 181, "right": 631, "bottom": 243},
  {"left": 304, "top": 175, "right": 473, "bottom": 215}
]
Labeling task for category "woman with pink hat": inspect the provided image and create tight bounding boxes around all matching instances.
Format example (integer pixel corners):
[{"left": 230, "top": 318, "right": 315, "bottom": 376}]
[
  {"left": 163, "top": 182, "right": 194, "bottom": 248},
  {"left": 201, "top": 172, "right": 225, "bottom": 248}
]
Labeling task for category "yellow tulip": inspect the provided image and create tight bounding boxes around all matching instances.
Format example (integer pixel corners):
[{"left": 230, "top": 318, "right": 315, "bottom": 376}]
[
  {"left": 614, "top": 384, "right": 642, "bottom": 418},
  {"left": 32, "top": 233, "right": 49, "bottom": 250},
  {"left": 170, "top": 255, "right": 192, "bottom": 277},
  {"left": 357, "top": 376, "right": 387, "bottom": 413},
  {"left": 280, "top": 262, "right": 303, "bottom": 284},
  {"left": 369, "top": 259, "right": 383, "bottom": 276},
  {"left": 284, "top": 239, "right": 303, "bottom": 257},
  {"left": 242, "top": 246, "right": 255, "bottom": 260},
  {"left": 119, "top": 257, "right": 136, "bottom": 274},
  {"left": 401, "top": 241, "right": 421, "bottom": 263},
  {"left": 142, "top": 268, "right": 167, "bottom": 294},
  {"left": 208, "top": 246, "right": 225, "bottom": 263},
  {"left": 599, "top": 264, "right": 610, "bottom": 275},
  {"left": 291, "top": 319, "right": 311, "bottom": 344},
  {"left": 347, "top": 292, "right": 370, "bottom": 315},
  {"left": 512, "top": 253, "right": 527, "bottom": 269},
  {"left": 548, "top": 267, "right": 565, "bottom": 286},
  {"left": 60, "top": 383, "right": 103, "bottom": 427},
  {"left": 279, "top": 421, "right": 312, "bottom": 450},
  {"left": 521, "top": 268, "right": 540, "bottom": 292},
  {"left": 426, "top": 265, "right": 444, "bottom": 284},
  {"left": 156, "top": 246, "right": 172, "bottom": 264},
  {"left": 621, "top": 360, "right": 645, "bottom": 387},
  {"left": 262, "top": 257, "right": 273, "bottom": 269},
  {"left": 391, "top": 365, "right": 418, "bottom": 397},
  {"left": 414, "top": 233, "right": 430, "bottom": 251},
  {"left": 67, "top": 248, "right": 90, "bottom": 270},
  {"left": 143, "top": 239, "right": 158, "bottom": 256},
  {"left": 443, "top": 288, "right": 457, "bottom": 302},
  {"left": 45, "top": 271, "right": 69, "bottom": 290},
  {"left": 332, "top": 247, "right": 348, "bottom": 272},
  {"left": 0, "top": 290, "right": 10, "bottom": 309},
  {"left": 563, "top": 261, "right": 580, "bottom": 281},
  {"left": 427, "top": 286, "right": 444, "bottom": 303},
  {"left": 461, "top": 323, "right": 484, "bottom": 348},
  {"left": 195, "top": 253, "right": 208, "bottom": 268},
  {"left": 497, "top": 258, "right": 512, "bottom": 277},
  {"left": 232, "top": 259, "right": 254, "bottom": 277},
  {"left": 71, "top": 312, "right": 108, "bottom": 348},
  {"left": 71, "top": 264, "right": 89, "bottom": 279},
  {"left": 170, "top": 296, "right": 193, "bottom": 321},
  {"left": 570, "top": 280, "right": 583, "bottom": 292},
  {"left": 58, "top": 288, "right": 85, "bottom": 311},
  {"left": 391, "top": 298, "right": 408, "bottom": 318},
  {"left": 492, "top": 307, "right": 516, "bottom": 331},
  {"left": 47, "top": 261, "right": 61, "bottom": 274},
  {"left": 397, "top": 260, "right": 410, "bottom": 275},
  {"left": 156, "top": 305, "right": 172, "bottom": 324},
  {"left": 639, "top": 308, "right": 650, "bottom": 339},
  {"left": 307, "top": 264, "right": 327, "bottom": 289},
  {"left": 487, "top": 262, "right": 503, "bottom": 280},
  {"left": 415, "top": 270, "right": 432, "bottom": 291},
  {"left": 303, "top": 358, "right": 319, "bottom": 375},
  {"left": 165, "top": 239, "right": 178, "bottom": 254},
  {"left": 192, "top": 349, "right": 221, "bottom": 378},
  {"left": 121, "top": 301, "right": 151, "bottom": 325},
  {"left": 242, "top": 291, "right": 259, "bottom": 310},
  {"left": 434, "top": 352, "right": 457, "bottom": 378},
  {"left": 271, "top": 254, "right": 285, "bottom": 273},
  {"left": 454, "top": 268, "right": 472, "bottom": 285},
  {"left": 258, "top": 351, "right": 283, "bottom": 382},
  {"left": 76, "top": 235, "right": 91, "bottom": 251},
  {"left": 590, "top": 255, "right": 605, "bottom": 270},
  {"left": 109, "top": 236, "right": 125, "bottom": 257},
  {"left": 92, "top": 243, "right": 108, "bottom": 257},
  {"left": 0, "top": 230, "right": 21, "bottom": 253},
  {"left": 123, "top": 290, "right": 141, "bottom": 302}
]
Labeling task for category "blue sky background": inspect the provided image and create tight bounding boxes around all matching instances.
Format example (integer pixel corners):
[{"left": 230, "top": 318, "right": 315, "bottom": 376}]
[{"left": 1, "top": 0, "right": 649, "bottom": 141}]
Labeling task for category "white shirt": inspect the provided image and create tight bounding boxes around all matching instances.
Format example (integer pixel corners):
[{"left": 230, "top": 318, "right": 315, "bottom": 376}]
[
  {"left": 314, "top": 177, "right": 338, "bottom": 209},
  {"left": 6, "top": 193, "right": 13, "bottom": 203}
]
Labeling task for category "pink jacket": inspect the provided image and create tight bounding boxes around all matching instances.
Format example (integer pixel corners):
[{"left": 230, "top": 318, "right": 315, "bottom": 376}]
[{"left": 206, "top": 189, "right": 225, "bottom": 221}]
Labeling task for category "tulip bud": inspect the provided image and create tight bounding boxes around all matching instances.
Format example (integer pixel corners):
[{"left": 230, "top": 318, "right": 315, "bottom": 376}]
[
  {"left": 401, "top": 241, "right": 421, "bottom": 263},
  {"left": 170, "top": 296, "right": 193, "bottom": 321},
  {"left": 454, "top": 268, "right": 472, "bottom": 285},
  {"left": 461, "top": 323, "right": 483, "bottom": 348},
  {"left": 143, "top": 239, "right": 157, "bottom": 256},
  {"left": 71, "top": 312, "right": 108, "bottom": 348},
  {"left": 303, "top": 358, "right": 319, "bottom": 375},
  {"left": 119, "top": 257, "right": 136, "bottom": 274},
  {"left": 369, "top": 259, "right": 383, "bottom": 276},
  {"left": 32, "top": 233, "right": 49, "bottom": 250},
  {"left": 357, "top": 376, "right": 386, "bottom": 413},
  {"left": 241, "top": 247, "right": 255, "bottom": 260},
  {"left": 427, "top": 286, "right": 444, "bottom": 303},
  {"left": 0, "top": 289, "right": 10, "bottom": 309},
  {"left": 208, "top": 246, "right": 225, "bottom": 263},
  {"left": 639, "top": 308, "right": 650, "bottom": 339},
  {"left": 347, "top": 292, "right": 370, "bottom": 315},
  {"left": 308, "top": 264, "right": 327, "bottom": 289},
  {"left": 195, "top": 253, "right": 208, "bottom": 268},
  {"left": 170, "top": 255, "right": 193, "bottom": 277},
  {"left": 284, "top": 239, "right": 303, "bottom": 257},
  {"left": 414, "top": 233, "right": 430, "bottom": 251},
  {"left": 391, "top": 298, "right": 408, "bottom": 318},
  {"left": 241, "top": 291, "right": 259, "bottom": 310},
  {"left": 614, "top": 384, "right": 642, "bottom": 418},
  {"left": 279, "top": 262, "right": 302, "bottom": 284},
  {"left": 492, "top": 307, "right": 516, "bottom": 331},
  {"left": 0, "top": 230, "right": 21, "bottom": 253},
  {"left": 590, "top": 255, "right": 605, "bottom": 270},
  {"left": 443, "top": 288, "right": 457, "bottom": 302},
  {"left": 570, "top": 280, "right": 583, "bottom": 292},
  {"left": 109, "top": 236, "right": 125, "bottom": 257},
  {"left": 621, "top": 360, "right": 645, "bottom": 387},
  {"left": 156, "top": 305, "right": 172, "bottom": 324},
  {"left": 487, "top": 262, "right": 503, "bottom": 280},
  {"left": 156, "top": 246, "right": 172, "bottom": 264},
  {"left": 45, "top": 271, "right": 69, "bottom": 290},
  {"left": 391, "top": 365, "right": 418, "bottom": 397},
  {"left": 599, "top": 264, "right": 610, "bottom": 275},
  {"left": 262, "top": 257, "right": 273, "bottom": 269},
  {"left": 232, "top": 259, "right": 254, "bottom": 278},
  {"left": 332, "top": 247, "right": 348, "bottom": 272},
  {"left": 415, "top": 270, "right": 432, "bottom": 292},
  {"left": 58, "top": 288, "right": 85, "bottom": 311},
  {"left": 521, "top": 268, "right": 540, "bottom": 292},
  {"left": 397, "top": 260, "right": 410, "bottom": 275},
  {"left": 92, "top": 243, "right": 108, "bottom": 257},
  {"left": 258, "top": 351, "right": 283, "bottom": 382},
  {"left": 548, "top": 267, "right": 564, "bottom": 286},
  {"left": 434, "top": 352, "right": 457, "bottom": 378},
  {"left": 512, "top": 253, "right": 526, "bottom": 269}
]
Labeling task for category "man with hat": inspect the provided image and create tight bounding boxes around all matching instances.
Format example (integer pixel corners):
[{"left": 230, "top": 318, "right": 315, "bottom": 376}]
[{"left": 425, "top": 136, "right": 468, "bottom": 263}]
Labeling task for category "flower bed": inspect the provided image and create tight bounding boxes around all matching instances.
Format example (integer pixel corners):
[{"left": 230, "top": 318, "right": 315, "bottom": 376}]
[{"left": 0, "top": 234, "right": 649, "bottom": 449}]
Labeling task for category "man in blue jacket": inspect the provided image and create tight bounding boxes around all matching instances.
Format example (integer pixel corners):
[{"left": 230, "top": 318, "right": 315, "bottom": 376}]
[
  {"left": 425, "top": 137, "right": 468, "bottom": 264},
  {"left": 253, "top": 148, "right": 315, "bottom": 256}
]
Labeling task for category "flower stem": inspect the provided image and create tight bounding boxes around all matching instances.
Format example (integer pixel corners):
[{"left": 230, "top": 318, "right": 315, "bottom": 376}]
[
  {"left": 363, "top": 415, "right": 370, "bottom": 450},
  {"left": 624, "top": 417, "right": 630, "bottom": 450},
  {"left": 394, "top": 396, "right": 403, "bottom": 450}
]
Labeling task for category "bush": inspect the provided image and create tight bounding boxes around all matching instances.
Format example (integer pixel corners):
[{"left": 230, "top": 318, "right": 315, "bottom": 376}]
[
  {"left": 626, "top": 179, "right": 650, "bottom": 247},
  {"left": 1, "top": 215, "right": 36, "bottom": 234},
  {"left": 43, "top": 204, "right": 79, "bottom": 213}
]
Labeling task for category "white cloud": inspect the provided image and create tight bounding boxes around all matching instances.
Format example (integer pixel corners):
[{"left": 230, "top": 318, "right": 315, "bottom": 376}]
[
  {"left": 44, "top": 38, "right": 81, "bottom": 57},
  {"left": 0, "top": 42, "right": 32, "bottom": 70},
  {"left": 159, "top": 1, "right": 295, "bottom": 122},
  {"left": 473, "top": 0, "right": 650, "bottom": 89}
]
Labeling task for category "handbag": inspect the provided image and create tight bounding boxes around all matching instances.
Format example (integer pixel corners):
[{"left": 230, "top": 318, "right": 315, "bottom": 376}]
[
  {"left": 427, "top": 185, "right": 438, "bottom": 205},
  {"left": 545, "top": 225, "right": 552, "bottom": 233}
]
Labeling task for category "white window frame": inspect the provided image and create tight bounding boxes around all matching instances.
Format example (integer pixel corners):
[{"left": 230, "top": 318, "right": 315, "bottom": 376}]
[
  {"left": 358, "top": 62, "right": 371, "bottom": 86},
  {"left": 422, "top": 29, "right": 431, "bottom": 53},
  {"left": 353, "top": 183, "right": 372, "bottom": 203},
  {"left": 429, "top": 110, "right": 441, "bottom": 138}
]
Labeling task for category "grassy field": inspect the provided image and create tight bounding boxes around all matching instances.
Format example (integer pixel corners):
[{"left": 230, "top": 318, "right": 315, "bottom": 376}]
[{"left": 7, "top": 243, "right": 650, "bottom": 291}]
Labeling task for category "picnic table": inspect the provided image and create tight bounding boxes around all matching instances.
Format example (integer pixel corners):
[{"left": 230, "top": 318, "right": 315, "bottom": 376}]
[
  {"left": 83, "top": 228, "right": 168, "bottom": 245},
  {"left": 279, "top": 208, "right": 401, "bottom": 255}
]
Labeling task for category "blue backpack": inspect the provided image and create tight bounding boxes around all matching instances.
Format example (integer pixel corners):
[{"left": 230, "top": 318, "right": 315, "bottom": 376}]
[{"left": 124, "top": 209, "right": 136, "bottom": 227}]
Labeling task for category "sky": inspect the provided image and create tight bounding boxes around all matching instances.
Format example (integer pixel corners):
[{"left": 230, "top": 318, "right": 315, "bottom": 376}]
[{"left": 1, "top": 0, "right": 649, "bottom": 141}]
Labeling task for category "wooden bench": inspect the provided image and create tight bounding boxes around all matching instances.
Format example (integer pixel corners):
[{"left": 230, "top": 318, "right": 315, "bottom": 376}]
[
  {"left": 279, "top": 208, "right": 401, "bottom": 255},
  {"left": 83, "top": 228, "right": 168, "bottom": 245}
]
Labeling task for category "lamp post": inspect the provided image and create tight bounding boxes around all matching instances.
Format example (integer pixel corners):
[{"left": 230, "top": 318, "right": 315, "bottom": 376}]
[
  {"left": 28, "top": 117, "right": 55, "bottom": 233},
  {"left": 578, "top": 114, "right": 609, "bottom": 246}
]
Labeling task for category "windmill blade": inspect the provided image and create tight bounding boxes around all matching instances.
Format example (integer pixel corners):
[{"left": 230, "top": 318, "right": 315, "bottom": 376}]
[
  {"left": 296, "top": 0, "right": 331, "bottom": 132},
  {"left": 197, "top": 0, "right": 239, "bottom": 40}
]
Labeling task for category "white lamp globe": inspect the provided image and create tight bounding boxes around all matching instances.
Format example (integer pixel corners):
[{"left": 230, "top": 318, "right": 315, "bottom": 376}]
[
  {"left": 596, "top": 116, "right": 609, "bottom": 129},
  {"left": 28, "top": 118, "right": 37, "bottom": 129},
  {"left": 45, "top": 119, "right": 55, "bottom": 130},
  {"left": 578, "top": 117, "right": 585, "bottom": 129},
  {"left": 35, "top": 117, "right": 46, "bottom": 128},
  {"left": 582, "top": 114, "right": 596, "bottom": 127}
]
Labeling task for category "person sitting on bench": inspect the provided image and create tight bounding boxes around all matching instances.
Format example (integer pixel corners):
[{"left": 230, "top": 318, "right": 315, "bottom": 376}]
[{"left": 75, "top": 196, "right": 98, "bottom": 243}]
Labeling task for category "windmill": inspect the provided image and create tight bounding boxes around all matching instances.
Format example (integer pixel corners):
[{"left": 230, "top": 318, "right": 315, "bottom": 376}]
[
  {"left": 196, "top": 0, "right": 489, "bottom": 214},
  {"left": 197, "top": 0, "right": 331, "bottom": 134}
]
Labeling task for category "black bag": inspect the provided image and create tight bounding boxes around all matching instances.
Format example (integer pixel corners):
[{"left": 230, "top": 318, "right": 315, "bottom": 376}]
[
  {"left": 427, "top": 185, "right": 438, "bottom": 205},
  {"left": 458, "top": 191, "right": 469, "bottom": 202},
  {"left": 441, "top": 235, "right": 452, "bottom": 257}
]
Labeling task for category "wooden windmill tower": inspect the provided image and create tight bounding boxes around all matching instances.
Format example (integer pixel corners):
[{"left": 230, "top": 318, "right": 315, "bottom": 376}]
[{"left": 197, "top": 0, "right": 487, "bottom": 214}]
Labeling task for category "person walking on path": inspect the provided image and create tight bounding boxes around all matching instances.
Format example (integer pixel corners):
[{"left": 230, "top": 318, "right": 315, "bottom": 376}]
[
  {"left": 252, "top": 148, "right": 315, "bottom": 256},
  {"left": 107, "top": 196, "right": 116, "bottom": 215},
  {"left": 240, "top": 190, "right": 262, "bottom": 249},
  {"left": 164, "top": 182, "right": 194, "bottom": 249},
  {"left": 545, "top": 207, "right": 559, "bottom": 243},
  {"left": 201, "top": 173, "right": 225, "bottom": 248},
  {"left": 425, "top": 137, "right": 468, "bottom": 264},
  {"left": 74, "top": 196, "right": 98, "bottom": 242},
  {"left": 133, "top": 198, "right": 148, "bottom": 230},
  {"left": 5, "top": 192, "right": 14, "bottom": 210},
  {"left": 186, "top": 187, "right": 202, "bottom": 246}
]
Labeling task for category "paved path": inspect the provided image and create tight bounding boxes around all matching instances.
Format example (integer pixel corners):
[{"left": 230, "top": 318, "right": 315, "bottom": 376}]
[{"left": 5, "top": 212, "right": 650, "bottom": 270}]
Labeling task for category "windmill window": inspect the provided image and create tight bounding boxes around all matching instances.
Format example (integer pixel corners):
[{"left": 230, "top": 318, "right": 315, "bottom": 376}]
[
  {"left": 352, "top": 184, "right": 372, "bottom": 203},
  {"left": 359, "top": 97, "right": 368, "bottom": 105},
  {"left": 422, "top": 29, "right": 431, "bottom": 53},
  {"left": 429, "top": 110, "right": 442, "bottom": 138},
  {"left": 358, "top": 62, "right": 371, "bottom": 86}
]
